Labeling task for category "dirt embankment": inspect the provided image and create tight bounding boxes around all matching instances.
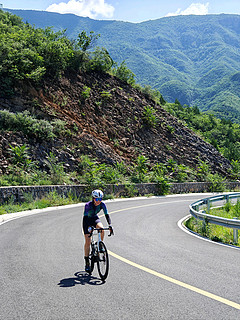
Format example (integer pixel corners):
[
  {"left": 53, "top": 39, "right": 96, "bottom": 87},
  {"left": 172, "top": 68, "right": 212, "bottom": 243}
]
[{"left": 0, "top": 70, "right": 231, "bottom": 176}]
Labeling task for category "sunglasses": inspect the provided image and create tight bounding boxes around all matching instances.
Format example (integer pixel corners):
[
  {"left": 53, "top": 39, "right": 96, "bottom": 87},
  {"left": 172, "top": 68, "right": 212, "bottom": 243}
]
[{"left": 94, "top": 198, "right": 102, "bottom": 202}]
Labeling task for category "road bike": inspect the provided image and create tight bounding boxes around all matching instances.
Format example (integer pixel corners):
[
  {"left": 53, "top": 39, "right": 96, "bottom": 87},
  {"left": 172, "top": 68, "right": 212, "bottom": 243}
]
[{"left": 88, "top": 226, "right": 113, "bottom": 281}]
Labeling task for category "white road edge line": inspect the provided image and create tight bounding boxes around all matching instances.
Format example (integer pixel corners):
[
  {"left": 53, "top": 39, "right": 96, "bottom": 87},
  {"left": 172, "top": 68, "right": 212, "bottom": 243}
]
[{"left": 178, "top": 215, "right": 240, "bottom": 251}]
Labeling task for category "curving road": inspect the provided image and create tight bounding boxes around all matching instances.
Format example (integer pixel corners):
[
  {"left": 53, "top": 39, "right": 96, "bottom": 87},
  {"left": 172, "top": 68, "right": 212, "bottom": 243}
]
[{"left": 1, "top": 194, "right": 240, "bottom": 319}]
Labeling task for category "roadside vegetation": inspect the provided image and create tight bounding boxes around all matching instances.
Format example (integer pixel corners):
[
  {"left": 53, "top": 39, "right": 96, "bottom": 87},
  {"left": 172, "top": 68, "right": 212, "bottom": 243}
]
[
  {"left": 185, "top": 200, "right": 240, "bottom": 247},
  {"left": 0, "top": 191, "right": 80, "bottom": 215},
  {"left": 0, "top": 142, "right": 228, "bottom": 189}
]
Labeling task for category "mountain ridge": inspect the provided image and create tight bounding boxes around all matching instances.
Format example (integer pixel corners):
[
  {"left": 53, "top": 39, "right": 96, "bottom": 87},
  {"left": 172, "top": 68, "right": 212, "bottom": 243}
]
[{"left": 5, "top": 9, "right": 240, "bottom": 123}]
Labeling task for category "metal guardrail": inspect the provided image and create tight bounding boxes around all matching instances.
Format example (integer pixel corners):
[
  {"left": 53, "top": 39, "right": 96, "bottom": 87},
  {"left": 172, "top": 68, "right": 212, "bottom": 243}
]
[{"left": 189, "top": 193, "right": 240, "bottom": 243}]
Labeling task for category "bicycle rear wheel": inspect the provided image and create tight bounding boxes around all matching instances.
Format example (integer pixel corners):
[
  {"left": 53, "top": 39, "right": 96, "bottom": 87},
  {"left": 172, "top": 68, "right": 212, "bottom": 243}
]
[{"left": 97, "top": 241, "right": 109, "bottom": 280}]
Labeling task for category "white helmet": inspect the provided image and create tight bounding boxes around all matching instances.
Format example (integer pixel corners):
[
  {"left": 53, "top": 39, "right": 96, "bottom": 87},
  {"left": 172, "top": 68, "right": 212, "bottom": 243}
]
[{"left": 92, "top": 189, "right": 104, "bottom": 198}]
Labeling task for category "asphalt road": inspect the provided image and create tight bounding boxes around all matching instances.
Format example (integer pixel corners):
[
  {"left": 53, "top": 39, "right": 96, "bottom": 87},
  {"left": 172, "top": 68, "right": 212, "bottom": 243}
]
[{"left": 1, "top": 194, "right": 240, "bottom": 319}]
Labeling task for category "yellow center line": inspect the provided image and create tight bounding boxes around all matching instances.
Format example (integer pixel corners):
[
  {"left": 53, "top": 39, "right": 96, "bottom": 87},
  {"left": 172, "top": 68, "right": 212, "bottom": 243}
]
[
  {"left": 106, "top": 199, "right": 194, "bottom": 215},
  {"left": 100, "top": 201, "right": 240, "bottom": 310},
  {"left": 99, "top": 201, "right": 169, "bottom": 219},
  {"left": 108, "top": 250, "right": 240, "bottom": 310}
]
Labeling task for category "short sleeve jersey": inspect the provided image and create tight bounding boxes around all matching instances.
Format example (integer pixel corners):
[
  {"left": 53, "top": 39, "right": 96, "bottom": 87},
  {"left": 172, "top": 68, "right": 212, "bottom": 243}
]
[{"left": 84, "top": 201, "right": 108, "bottom": 218}]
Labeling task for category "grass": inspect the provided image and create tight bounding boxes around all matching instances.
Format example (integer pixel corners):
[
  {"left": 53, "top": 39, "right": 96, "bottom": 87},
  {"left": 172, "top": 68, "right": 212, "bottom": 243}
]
[
  {"left": 185, "top": 200, "right": 240, "bottom": 246},
  {"left": 0, "top": 191, "right": 82, "bottom": 215},
  {"left": 209, "top": 200, "right": 240, "bottom": 219}
]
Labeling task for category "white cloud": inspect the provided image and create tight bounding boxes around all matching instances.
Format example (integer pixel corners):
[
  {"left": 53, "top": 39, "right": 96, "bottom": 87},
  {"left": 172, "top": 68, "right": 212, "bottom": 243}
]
[
  {"left": 46, "top": 0, "right": 115, "bottom": 19},
  {"left": 166, "top": 2, "right": 209, "bottom": 17}
]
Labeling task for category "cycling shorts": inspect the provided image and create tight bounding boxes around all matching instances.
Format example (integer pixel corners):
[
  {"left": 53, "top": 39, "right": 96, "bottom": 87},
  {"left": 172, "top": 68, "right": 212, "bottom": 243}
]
[{"left": 83, "top": 215, "right": 101, "bottom": 234}]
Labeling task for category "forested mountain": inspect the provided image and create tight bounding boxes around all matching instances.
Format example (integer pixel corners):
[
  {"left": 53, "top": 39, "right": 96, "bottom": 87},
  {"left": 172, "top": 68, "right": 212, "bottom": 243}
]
[
  {"left": 5, "top": 9, "right": 240, "bottom": 123},
  {"left": 1, "top": 10, "right": 238, "bottom": 189}
]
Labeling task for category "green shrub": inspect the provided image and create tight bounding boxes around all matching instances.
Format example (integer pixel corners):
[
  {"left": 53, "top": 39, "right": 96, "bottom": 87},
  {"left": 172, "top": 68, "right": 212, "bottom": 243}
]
[
  {"left": 87, "top": 47, "right": 114, "bottom": 72},
  {"left": 131, "top": 155, "right": 149, "bottom": 183},
  {"left": 0, "top": 207, "right": 7, "bottom": 215},
  {"left": 81, "top": 86, "right": 91, "bottom": 99},
  {"left": 0, "top": 110, "right": 66, "bottom": 141},
  {"left": 44, "top": 152, "right": 66, "bottom": 185},
  {"left": 8, "top": 144, "right": 33, "bottom": 170},
  {"left": 155, "top": 176, "right": 170, "bottom": 195},
  {"left": 233, "top": 200, "right": 240, "bottom": 217},
  {"left": 100, "top": 90, "right": 112, "bottom": 100},
  {"left": 224, "top": 201, "right": 233, "bottom": 213},
  {"left": 142, "top": 106, "right": 158, "bottom": 128},
  {"left": 207, "top": 173, "right": 226, "bottom": 192},
  {"left": 138, "top": 85, "right": 165, "bottom": 104},
  {"left": 113, "top": 61, "right": 135, "bottom": 85}
]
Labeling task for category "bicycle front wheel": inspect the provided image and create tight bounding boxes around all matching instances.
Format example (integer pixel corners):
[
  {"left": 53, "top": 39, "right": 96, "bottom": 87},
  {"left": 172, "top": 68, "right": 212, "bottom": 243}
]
[
  {"left": 90, "top": 243, "right": 96, "bottom": 273},
  {"left": 97, "top": 241, "right": 109, "bottom": 281}
]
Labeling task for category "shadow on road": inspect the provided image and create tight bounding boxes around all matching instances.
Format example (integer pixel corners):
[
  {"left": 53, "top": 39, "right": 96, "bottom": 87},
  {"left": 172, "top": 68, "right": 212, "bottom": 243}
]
[{"left": 58, "top": 271, "right": 104, "bottom": 287}]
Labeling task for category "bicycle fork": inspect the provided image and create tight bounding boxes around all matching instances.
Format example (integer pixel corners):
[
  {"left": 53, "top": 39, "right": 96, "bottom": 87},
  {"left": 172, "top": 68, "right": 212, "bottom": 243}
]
[
  {"left": 97, "top": 231, "right": 102, "bottom": 251},
  {"left": 92, "top": 232, "right": 101, "bottom": 257}
]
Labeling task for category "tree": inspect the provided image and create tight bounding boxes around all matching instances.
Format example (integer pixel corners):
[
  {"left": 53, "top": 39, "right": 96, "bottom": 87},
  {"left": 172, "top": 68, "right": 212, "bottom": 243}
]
[{"left": 77, "top": 30, "right": 100, "bottom": 51}]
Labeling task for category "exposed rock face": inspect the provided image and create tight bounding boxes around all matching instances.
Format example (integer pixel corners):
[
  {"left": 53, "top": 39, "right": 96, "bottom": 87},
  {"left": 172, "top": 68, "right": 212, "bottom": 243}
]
[{"left": 0, "top": 70, "right": 231, "bottom": 176}]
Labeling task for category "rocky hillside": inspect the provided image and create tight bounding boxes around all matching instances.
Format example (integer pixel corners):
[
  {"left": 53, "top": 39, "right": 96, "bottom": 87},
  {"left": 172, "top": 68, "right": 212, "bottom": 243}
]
[{"left": 0, "top": 70, "right": 231, "bottom": 177}]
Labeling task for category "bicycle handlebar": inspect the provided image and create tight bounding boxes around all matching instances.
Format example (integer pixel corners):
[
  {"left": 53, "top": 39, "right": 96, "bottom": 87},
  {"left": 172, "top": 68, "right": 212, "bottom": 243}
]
[{"left": 88, "top": 226, "right": 114, "bottom": 237}]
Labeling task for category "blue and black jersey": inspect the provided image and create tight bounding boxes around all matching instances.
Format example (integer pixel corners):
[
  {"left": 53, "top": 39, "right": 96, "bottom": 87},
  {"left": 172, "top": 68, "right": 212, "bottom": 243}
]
[{"left": 84, "top": 201, "right": 111, "bottom": 224}]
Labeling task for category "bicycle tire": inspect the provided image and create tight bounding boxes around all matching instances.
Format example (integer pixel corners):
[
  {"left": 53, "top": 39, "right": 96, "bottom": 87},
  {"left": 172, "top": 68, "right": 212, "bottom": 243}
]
[{"left": 97, "top": 241, "right": 109, "bottom": 281}]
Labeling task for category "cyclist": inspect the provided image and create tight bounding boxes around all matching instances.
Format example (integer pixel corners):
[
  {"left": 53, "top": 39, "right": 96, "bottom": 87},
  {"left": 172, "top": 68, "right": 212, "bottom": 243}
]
[{"left": 83, "top": 189, "right": 112, "bottom": 273}]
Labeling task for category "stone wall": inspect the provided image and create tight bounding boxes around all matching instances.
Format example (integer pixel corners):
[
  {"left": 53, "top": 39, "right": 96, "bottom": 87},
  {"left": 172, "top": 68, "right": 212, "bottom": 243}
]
[
  {"left": 0, "top": 182, "right": 240, "bottom": 205},
  {"left": 0, "top": 185, "right": 87, "bottom": 205}
]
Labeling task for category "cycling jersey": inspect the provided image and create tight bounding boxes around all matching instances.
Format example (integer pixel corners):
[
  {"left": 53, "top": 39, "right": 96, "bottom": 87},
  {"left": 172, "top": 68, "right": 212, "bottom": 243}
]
[
  {"left": 84, "top": 200, "right": 107, "bottom": 217},
  {"left": 84, "top": 200, "right": 111, "bottom": 224}
]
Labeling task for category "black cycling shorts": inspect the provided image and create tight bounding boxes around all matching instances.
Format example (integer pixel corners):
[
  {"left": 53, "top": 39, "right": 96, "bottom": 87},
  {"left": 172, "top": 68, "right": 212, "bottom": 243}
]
[{"left": 83, "top": 215, "right": 101, "bottom": 234}]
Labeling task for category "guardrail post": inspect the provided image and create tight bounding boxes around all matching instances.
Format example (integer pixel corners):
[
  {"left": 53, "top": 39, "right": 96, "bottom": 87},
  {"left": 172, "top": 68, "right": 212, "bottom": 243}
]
[
  {"left": 225, "top": 194, "right": 229, "bottom": 203},
  {"left": 207, "top": 199, "right": 210, "bottom": 213},
  {"left": 233, "top": 218, "right": 238, "bottom": 244},
  {"left": 194, "top": 204, "right": 199, "bottom": 212},
  {"left": 202, "top": 218, "right": 207, "bottom": 235}
]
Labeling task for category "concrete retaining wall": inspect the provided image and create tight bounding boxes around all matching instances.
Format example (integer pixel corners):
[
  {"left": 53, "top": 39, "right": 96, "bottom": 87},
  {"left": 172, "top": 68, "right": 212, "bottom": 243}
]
[{"left": 0, "top": 182, "right": 240, "bottom": 205}]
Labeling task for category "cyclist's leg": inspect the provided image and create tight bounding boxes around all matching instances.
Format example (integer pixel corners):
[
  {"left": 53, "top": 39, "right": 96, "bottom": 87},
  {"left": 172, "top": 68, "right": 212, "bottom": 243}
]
[
  {"left": 83, "top": 216, "right": 92, "bottom": 272},
  {"left": 84, "top": 234, "right": 91, "bottom": 256},
  {"left": 83, "top": 216, "right": 92, "bottom": 255},
  {"left": 96, "top": 221, "right": 104, "bottom": 241}
]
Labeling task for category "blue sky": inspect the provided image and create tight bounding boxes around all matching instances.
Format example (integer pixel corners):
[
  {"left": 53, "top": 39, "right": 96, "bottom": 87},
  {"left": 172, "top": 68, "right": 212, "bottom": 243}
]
[{"left": 2, "top": 1, "right": 240, "bottom": 22}]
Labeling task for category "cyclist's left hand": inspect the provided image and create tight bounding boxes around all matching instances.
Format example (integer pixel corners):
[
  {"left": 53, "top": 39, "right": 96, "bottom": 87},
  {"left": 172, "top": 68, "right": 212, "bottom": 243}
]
[{"left": 109, "top": 225, "right": 114, "bottom": 235}]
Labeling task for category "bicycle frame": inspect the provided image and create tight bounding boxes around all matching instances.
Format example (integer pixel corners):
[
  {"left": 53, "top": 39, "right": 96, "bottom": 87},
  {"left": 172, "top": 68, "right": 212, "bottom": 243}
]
[{"left": 90, "top": 228, "right": 103, "bottom": 252}]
